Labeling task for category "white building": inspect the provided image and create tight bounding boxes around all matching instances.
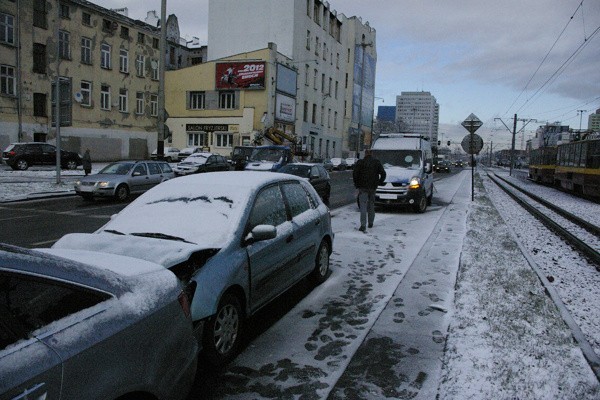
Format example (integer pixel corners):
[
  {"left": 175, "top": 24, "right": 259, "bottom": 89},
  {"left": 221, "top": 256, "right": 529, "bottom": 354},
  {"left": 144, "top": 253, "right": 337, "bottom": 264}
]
[
  {"left": 395, "top": 91, "right": 439, "bottom": 144},
  {"left": 207, "top": 0, "right": 376, "bottom": 158}
]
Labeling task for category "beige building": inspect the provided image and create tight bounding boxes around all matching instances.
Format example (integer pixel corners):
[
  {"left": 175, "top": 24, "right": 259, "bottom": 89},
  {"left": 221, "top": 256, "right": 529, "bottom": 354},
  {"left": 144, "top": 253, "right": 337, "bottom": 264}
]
[
  {"left": 0, "top": 0, "right": 197, "bottom": 160},
  {"left": 165, "top": 44, "right": 298, "bottom": 158}
]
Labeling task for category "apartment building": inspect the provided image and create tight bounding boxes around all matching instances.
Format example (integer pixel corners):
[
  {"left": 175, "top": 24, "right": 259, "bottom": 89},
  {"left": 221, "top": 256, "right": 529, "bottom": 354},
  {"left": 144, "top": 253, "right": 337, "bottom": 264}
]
[
  {"left": 207, "top": 0, "right": 376, "bottom": 158},
  {"left": 395, "top": 91, "right": 439, "bottom": 145},
  {"left": 0, "top": 0, "right": 194, "bottom": 160}
]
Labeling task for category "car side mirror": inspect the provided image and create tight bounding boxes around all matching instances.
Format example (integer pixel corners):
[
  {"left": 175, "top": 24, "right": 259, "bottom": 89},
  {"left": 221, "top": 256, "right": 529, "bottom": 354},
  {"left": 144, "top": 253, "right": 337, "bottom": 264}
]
[
  {"left": 425, "top": 163, "right": 432, "bottom": 173},
  {"left": 133, "top": 171, "right": 141, "bottom": 176},
  {"left": 244, "top": 224, "right": 277, "bottom": 245},
  {"left": 310, "top": 172, "right": 319, "bottom": 179}
]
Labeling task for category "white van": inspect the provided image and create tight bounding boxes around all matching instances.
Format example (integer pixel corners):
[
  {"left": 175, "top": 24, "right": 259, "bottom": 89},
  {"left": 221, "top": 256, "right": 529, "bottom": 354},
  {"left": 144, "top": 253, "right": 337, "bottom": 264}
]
[{"left": 370, "top": 133, "right": 434, "bottom": 213}]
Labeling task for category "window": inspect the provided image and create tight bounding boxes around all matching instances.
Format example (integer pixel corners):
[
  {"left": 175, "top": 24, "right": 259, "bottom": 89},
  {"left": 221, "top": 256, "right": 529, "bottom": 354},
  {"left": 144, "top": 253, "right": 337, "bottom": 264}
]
[
  {"left": 321, "top": 73, "right": 325, "bottom": 93},
  {"left": 313, "top": 2, "right": 320, "bottom": 25},
  {"left": 334, "top": 111, "right": 338, "bottom": 129},
  {"left": 119, "top": 49, "right": 129, "bottom": 73},
  {"left": 306, "top": 30, "right": 311, "bottom": 50},
  {"left": 323, "top": 42, "right": 327, "bottom": 60},
  {"left": 0, "top": 13, "right": 14, "bottom": 45},
  {"left": 306, "top": 0, "right": 311, "bottom": 17},
  {"left": 328, "top": 77, "right": 332, "bottom": 95},
  {"left": 0, "top": 65, "right": 15, "bottom": 95},
  {"left": 33, "top": 93, "right": 46, "bottom": 117},
  {"left": 281, "top": 182, "right": 311, "bottom": 218},
  {"left": 328, "top": 108, "right": 331, "bottom": 128},
  {"left": 312, "top": 103, "right": 317, "bottom": 124},
  {"left": 151, "top": 60, "right": 159, "bottom": 80},
  {"left": 120, "top": 26, "right": 129, "bottom": 39},
  {"left": 100, "top": 43, "right": 111, "bottom": 69},
  {"left": 313, "top": 69, "right": 317, "bottom": 89},
  {"left": 189, "top": 91, "right": 205, "bottom": 109},
  {"left": 136, "top": 92, "right": 144, "bottom": 114},
  {"left": 135, "top": 54, "right": 145, "bottom": 77},
  {"left": 305, "top": 64, "right": 309, "bottom": 86},
  {"left": 320, "top": 105, "right": 324, "bottom": 126},
  {"left": 80, "top": 81, "right": 91, "bottom": 106},
  {"left": 33, "top": 0, "right": 47, "bottom": 29},
  {"left": 315, "top": 37, "right": 319, "bottom": 56},
  {"left": 82, "top": 12, "right": 91, "bottom": 26},
  {"left": 137, "top": 32, "right": 145, "bottom": 44},
  {"left": 58, "top": 31, "right": 70, "bottom": 59},
  {"left": 33, "top": 43, "right": 46, "bottom": 74},
  {"left": 102, "top": 19, "right": 113, "bottom": 33},
  {"left": 335, "top": 81, "right": 338, "bottom": 99},
  {"left": 336, "top": 53, "right": 339, "bottom": 68},
  {"left": 100, "top": 85, "right": 110, "bottom": 110},
  {"left": 133, "top": 163, "right": 147, "bottom": 176},
  {"left": 81, "top": 37, "right": 92, "bottom": 64},
  {"left": 219, "top": 91, "right": 235, "bottom": 109},
  {"left": 187, "top": 132, "right": 208, "bottom": 146},
  {"left": 60, "top": 4, "right": 69, "bottom": 18},
  {"left": 150, "top": 94, "right": 158, "bottom": 116},
  {"left": 215, "top": 133, "right": 233, "bottom": 148},
  {"left": 118, "top": 88, "right": 128, "bottom": 112},
  {"left": 248, "top": 185, "right": 287, "bottom": 231},
  {"left": 303, "top": 101, "right": 308, "bottom": 122},
  {"left": 152, "top": 37, "right": 159, "bottom": 49}
]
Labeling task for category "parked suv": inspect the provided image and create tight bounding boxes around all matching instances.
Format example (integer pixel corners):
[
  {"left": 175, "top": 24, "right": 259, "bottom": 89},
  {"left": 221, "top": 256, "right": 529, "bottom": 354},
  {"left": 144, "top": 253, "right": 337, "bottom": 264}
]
[{"left": 2, "top": 143, "right": 82, "bottom": 171}]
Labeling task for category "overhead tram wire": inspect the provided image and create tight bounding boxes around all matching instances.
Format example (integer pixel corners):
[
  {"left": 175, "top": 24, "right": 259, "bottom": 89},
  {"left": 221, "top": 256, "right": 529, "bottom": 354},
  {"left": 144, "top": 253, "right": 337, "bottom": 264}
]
[{"left": 503, "top": 1, "right": 585, "bottom": 117}]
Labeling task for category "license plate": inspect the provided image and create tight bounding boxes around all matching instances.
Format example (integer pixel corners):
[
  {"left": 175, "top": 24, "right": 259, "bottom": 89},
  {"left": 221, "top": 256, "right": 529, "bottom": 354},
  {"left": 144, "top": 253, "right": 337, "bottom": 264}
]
[{"left": 379, "top": 194, "right": 397, "bottom": 200}]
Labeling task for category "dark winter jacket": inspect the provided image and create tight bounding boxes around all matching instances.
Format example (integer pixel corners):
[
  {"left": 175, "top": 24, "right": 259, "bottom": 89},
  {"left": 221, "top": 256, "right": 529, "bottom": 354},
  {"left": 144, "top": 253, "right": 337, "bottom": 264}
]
[
  {"left": 82, "top": 151, "right": 92, "bottom": 170},
  {"left": 353, "top": 155, "right": 386, "bottom": 190}
]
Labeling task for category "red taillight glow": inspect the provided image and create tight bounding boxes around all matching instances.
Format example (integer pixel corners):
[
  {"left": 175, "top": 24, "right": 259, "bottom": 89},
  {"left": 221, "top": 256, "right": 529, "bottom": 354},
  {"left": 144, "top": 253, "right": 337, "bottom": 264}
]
[
  {"left": 178, "top": 291, "right": 192, "bottom": 318},
  {"left": 7, "top": 151, "right": 16, "bottom": 157}
]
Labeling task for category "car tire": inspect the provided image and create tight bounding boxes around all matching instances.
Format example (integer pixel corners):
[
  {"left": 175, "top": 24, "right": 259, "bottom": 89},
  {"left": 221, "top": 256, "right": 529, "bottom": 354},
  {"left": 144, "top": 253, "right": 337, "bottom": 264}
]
[
  {"left": 15, "top": 159, "right": 29, "bottom": 171},
  {"left": 310, "top": 240, "right": 330, "bottom": 284},
  {"left": 115, "top": 184, "right": 130, "bottom": 202},
  {"left": 64, "top": 159, "right": 78, "bottom": 170},
  {"left": 202, "top": 293, "right": 244, "bottom": 367},
  {"left": 413, "top": 191, "right": 428, "bottom": 213}
]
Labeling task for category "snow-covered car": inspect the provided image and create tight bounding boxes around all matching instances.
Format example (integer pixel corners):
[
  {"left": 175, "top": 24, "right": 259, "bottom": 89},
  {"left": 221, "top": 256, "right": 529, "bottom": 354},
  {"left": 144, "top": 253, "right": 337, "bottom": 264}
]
[
  {"left": 330, "top": 157, "right": 347, "bottom": 170},
  {"left": 0, "top": 243, "right": 197, "bottom": 400},
  {"left": 151, "top": 146, "right": 180, "bottom": 162},
  {"left": 345, "top": 157, "right": 358, "bottom": 169},
  {"left": 74, "top": 160, "right": 175, "bottom": 201},
  {"left": 177, "top": 146, "right": 203, "bottom": 161},
  {"left": 52, "top": 171, "right": 334, "bottom": 366},
  {"left": 173, "top": 153, "right": 230, "bottom": 176}
]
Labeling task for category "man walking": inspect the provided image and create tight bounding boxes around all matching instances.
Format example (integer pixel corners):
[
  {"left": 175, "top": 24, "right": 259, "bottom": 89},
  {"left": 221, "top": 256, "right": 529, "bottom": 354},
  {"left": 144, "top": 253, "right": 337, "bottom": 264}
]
[{"left": 353, "top": 149, "right": 386, "bottom": 232}]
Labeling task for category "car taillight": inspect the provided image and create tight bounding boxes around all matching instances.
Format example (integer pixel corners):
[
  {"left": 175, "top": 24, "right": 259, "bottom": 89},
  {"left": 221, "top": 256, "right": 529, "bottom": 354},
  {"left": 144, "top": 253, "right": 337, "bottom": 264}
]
[
  {"left": 178, "top": 291, "right": 192, "bottom": 318},
  {"left": 7, "top": 151, "right": 16, "bottom": 156}
]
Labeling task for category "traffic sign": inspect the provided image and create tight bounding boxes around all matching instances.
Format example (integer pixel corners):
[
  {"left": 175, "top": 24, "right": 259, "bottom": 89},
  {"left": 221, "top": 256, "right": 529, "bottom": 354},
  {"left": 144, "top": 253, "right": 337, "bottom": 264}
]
[
  {"left": 461, "top": 134, "right": 484, "bottom": 154},
  {"left": 461, "top": 113, "right": 483, "bottom": 134}
]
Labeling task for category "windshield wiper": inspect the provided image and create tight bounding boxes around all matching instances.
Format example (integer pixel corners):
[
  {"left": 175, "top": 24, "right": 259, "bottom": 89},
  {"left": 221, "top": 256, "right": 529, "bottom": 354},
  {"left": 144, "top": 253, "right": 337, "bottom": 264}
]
[
  {"left": 130, "top": 232, "right": 195, "bottom": 244},
  {"left": 104, "top": 229, "right": 124, "bottom": 235}
]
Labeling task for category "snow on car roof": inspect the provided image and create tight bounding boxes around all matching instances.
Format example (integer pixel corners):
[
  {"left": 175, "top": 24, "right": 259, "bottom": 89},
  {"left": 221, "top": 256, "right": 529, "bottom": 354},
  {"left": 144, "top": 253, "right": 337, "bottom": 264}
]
[{"left": 96, "top": 171, "right": 302, "bottom": 249}]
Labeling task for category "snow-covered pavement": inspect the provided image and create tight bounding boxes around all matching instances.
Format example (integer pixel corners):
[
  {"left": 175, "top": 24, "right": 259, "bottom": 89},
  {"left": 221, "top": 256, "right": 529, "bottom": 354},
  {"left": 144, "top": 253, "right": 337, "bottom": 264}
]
[{"left": 1, "top": 165, "right": 599, "bottom": 398}]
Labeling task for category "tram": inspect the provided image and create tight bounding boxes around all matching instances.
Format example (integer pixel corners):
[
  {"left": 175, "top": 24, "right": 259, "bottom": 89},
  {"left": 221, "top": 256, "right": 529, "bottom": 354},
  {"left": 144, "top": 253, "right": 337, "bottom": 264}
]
[{"left": 528, "top": 146, "right": 557, "bottom": 184}]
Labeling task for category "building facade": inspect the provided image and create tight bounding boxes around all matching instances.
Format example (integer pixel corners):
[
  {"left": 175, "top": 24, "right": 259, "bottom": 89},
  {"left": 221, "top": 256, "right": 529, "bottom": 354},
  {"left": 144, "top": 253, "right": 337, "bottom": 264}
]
[
  {"left": 395, "top": 91, "right": 439, "bottom": 144},
  {"left": 0, "top": 0, "right": 198, "bottom": 160},
  {"left": 207, "top": 0, "right": 376, "bottom": 158},
  {"left": 589, "top": 108, "right": 600, "bottom": 132}
]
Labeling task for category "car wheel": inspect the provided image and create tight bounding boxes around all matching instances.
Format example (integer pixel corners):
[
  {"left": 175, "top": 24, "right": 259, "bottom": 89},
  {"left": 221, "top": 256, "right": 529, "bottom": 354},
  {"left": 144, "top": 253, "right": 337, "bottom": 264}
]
[
  {"left": 65, "top": 159, "right": 78, "bottom": 170},
  {"left": 202, "top": 293, "right": 244, "bottom": 367},
  {"left": 16, "top": 159, "right": 29, "bottom": 170},
  {"left": 310, "top": 240, "right": 330, "bottom": 284},
  {"left": 413, "top": 191, "right": 428, "bottom": 213},
  {"left": 115, "top": 184, "right": 130, "bottom": 201}
]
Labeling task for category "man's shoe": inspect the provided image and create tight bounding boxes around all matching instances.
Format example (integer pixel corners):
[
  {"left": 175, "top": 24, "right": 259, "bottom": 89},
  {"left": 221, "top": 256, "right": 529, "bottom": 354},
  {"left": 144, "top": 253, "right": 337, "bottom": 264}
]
[
  {"left": 368, "top": 223, "right": 373, "bottom": 228},
  {"left": 359, "top": 226, "right": 366, "bottom": 232}
]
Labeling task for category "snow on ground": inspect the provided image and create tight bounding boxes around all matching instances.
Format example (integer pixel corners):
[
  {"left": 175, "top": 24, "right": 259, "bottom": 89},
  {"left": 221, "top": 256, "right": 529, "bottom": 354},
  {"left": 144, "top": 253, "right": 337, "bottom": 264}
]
[{"left": 2, "top": 165, "right": 600, "bottom": 398}]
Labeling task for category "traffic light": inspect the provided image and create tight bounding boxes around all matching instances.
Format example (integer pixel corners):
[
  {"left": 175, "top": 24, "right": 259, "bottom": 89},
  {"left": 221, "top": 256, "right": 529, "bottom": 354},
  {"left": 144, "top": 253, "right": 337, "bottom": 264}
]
[
  {"left": 447, "top": 140, "right": 451, "bottom": 146},
  {"left": 437, "top": 141, "right": 441, "bottom": 145}
]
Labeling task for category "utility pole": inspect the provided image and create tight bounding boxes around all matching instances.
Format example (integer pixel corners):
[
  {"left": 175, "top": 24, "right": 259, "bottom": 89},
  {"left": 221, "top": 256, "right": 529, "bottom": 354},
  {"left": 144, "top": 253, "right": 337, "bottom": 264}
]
[
  {"left": 577, "top": 110, "right": 587, "bottom": 131},
  {"left": 54, "top": 0, "right": 62, "bottom": 184},
  {"left": 156, "top": 0, "right": 167, "bottom": 160},
  {"left": 356, "top": 39, "right": 372, "bottom": 155},
  {"left": 494, "top": 115, "right": 538, "bottom": 176}
]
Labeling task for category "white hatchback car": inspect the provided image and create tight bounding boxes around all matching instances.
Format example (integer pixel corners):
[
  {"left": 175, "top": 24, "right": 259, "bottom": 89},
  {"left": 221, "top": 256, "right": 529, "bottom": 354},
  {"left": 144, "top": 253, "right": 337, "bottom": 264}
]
[{"left": 151, "top": 147, "right": 180, "bottom": 162}]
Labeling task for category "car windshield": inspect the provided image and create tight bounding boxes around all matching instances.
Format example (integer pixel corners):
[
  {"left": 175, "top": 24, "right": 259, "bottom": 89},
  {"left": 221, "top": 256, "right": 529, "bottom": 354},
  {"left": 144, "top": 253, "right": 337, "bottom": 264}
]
[
  {"left": 372, "top": 150, "right": 422, "bottom": 169},
  {"left": 250, "top": 148, "right": 284, "bottom": 163},
  {"left": 279, "top": 165, "right": 311, "bottom": 178},
  {"left": 99, "top": 162, "right": 135, "bottom": 175}
]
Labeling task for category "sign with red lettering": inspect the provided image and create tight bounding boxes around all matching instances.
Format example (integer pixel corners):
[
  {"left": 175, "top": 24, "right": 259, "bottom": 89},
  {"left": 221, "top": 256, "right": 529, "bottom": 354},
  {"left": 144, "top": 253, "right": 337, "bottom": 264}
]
[{"left": 216, "top": 62, "right": 266, "bottom": 90}]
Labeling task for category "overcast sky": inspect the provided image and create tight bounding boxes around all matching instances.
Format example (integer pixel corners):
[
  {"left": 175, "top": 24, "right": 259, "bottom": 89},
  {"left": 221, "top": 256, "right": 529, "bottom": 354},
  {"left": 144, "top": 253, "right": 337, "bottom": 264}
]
[{"left": 98, "top": 0, "right": 600, "bottom": 149}]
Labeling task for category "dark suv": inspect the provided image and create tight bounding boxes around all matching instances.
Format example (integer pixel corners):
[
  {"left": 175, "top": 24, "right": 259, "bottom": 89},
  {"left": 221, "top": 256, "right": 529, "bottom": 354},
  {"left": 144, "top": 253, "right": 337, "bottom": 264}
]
[{"left": 2, "top": 143, "right": 82, "bottom": 171}]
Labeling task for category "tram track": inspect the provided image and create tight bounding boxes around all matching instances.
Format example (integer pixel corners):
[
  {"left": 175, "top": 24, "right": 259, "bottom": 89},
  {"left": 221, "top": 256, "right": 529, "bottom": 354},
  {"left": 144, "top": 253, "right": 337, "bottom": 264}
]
[{"left": 486, "top": 171, "right": 600, "bottom": 267}]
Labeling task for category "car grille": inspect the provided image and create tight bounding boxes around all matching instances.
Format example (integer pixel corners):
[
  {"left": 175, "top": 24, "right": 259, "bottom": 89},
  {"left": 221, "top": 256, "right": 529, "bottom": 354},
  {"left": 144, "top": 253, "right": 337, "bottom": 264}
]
[{"left": 81, "top": 182, "right": 96, "bottom": 186}]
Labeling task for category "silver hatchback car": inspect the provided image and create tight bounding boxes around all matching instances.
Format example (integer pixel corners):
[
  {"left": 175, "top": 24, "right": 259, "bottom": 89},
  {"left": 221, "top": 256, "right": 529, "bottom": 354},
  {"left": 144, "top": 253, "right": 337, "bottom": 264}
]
[
  {"left": 0, "top": 243, "right": 197, "bottom": 400},
  {"left": 74, "top": 160, "right": 175, "bottom": 201},
  {"left": 52, "top": 171, "right": 334, "bottom": 366}
]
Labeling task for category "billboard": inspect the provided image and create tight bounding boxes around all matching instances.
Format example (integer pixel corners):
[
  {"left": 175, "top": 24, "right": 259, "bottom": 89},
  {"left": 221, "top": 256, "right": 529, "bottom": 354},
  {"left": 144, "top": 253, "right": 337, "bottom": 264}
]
[
  {"left": 216, "top": 61, "right": 266, "bottom": 90},
  {"left": 276, "top": 63, "right": 297, "bottom": 96},
  {"left": 275, "top": 93, "right": 296, "bottom": 122}
]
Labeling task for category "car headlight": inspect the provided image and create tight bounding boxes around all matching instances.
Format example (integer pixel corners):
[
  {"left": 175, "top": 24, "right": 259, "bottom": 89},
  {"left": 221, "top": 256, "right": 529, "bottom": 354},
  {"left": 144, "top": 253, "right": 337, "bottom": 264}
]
[
  {"left": 98, "top": 181, "right": 110, "bottom": 188},
  {"left": 409, "top": 176, "right": 421, "bottom": 189},
  {"left": 75, "top": 180, "right": 81, "bottom": 185}
]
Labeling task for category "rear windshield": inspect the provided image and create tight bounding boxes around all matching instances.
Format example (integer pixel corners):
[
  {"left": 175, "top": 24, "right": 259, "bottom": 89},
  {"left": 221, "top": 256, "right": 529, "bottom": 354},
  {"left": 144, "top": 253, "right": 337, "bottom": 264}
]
[{"left": 371, "top": 150, "right": 422, "bottom": 169}]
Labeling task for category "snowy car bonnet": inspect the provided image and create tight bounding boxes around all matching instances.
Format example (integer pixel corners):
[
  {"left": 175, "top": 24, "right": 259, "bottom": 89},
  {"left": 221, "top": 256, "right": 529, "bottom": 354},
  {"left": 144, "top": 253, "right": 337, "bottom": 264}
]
[{"left": 382, "top": 166, "right": 421, "bottom": 184}]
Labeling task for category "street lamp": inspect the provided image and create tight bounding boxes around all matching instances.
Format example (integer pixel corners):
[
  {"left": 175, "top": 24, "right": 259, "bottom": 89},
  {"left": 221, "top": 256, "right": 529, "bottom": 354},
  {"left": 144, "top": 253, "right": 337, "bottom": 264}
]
[{"left": 356, "top": 39, "right": 372, "bottom": 155}]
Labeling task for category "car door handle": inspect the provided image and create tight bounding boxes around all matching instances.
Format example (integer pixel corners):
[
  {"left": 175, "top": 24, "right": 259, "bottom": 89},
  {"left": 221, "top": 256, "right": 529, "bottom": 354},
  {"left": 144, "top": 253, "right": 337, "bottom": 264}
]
[{"left": 286, "top": 235, "right": 294, "bottom": 243}]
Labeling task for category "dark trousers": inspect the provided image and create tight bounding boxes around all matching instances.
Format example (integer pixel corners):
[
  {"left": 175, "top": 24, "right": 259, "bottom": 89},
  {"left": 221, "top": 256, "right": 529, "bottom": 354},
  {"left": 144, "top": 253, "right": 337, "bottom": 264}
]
[{"left": 358, "top": 188, "right": 376, "bottom": 228}]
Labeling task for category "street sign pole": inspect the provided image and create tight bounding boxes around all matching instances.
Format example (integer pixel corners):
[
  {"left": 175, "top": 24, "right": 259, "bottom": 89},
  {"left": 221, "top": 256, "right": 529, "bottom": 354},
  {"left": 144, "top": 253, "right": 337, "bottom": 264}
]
[{"left": 461, "top": 114, "right": 483, "bottom": 201}]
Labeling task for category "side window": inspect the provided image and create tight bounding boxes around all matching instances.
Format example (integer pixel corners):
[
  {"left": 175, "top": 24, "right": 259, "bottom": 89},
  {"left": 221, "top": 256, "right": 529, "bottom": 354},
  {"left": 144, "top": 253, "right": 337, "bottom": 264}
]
[
  {"left": 207, "top": 155, "right": 215, "bottom": 164},
  {"left": 133, "top": 163, "right": 147, "bottom": 175},
  {"left": 281, "top": 182, "right": 311, "bottom": 218},
  {"left": 0, "top": 271, "right": 110, "bottom": 345},
  {"left": 247, "top": 185, "right": 287, "bottom": 231},
  {"left": 148, "top": 162, "right": 161, "bottom": 175},
  {"left": 310, "top": 166, "right": 319, "bottom": 177},
  {"left": 160, "top": 163, "right": 173, "bottom": 173}
]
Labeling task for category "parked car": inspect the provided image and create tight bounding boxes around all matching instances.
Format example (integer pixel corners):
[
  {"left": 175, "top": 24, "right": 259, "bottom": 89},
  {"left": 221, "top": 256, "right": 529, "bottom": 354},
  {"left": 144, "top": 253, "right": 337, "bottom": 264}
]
[
  {"left": 345, "top": 157, "right": 357, "bottom": 169},
  {"left": 330, "top": 157, "right": 347, "bottom": 170},
  {"left": 0, "top": 243, "right": 197, "bottom": 400},
  {"left": 312, "top": 158, "right": 333, "bottom": 172},
  {"left": 435, "top": 160, "right": 452, "bottom": 173},
  {"left": 178, "top": 146, "right": 203, "bottom": 161},
  {"left": 52, "top": 171, "right": 334, "bottom": 366},
  {"left": 279, "top": 163, "right": 331, "bottom": 205},
  {"left": 74, "top": 160, "right": 175, "bottom": 201},
  {"left": 230, "top": 145, "right": 255, "bottom": 170},
  {"left": 2, "top": 142, "right": 82, "bottom": 171},
  {"left": 173, "top": 153, "right": 230, "bottom": 176},
  {"left": 151, "top": 146, "right": 181, "bottom": 162}
]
